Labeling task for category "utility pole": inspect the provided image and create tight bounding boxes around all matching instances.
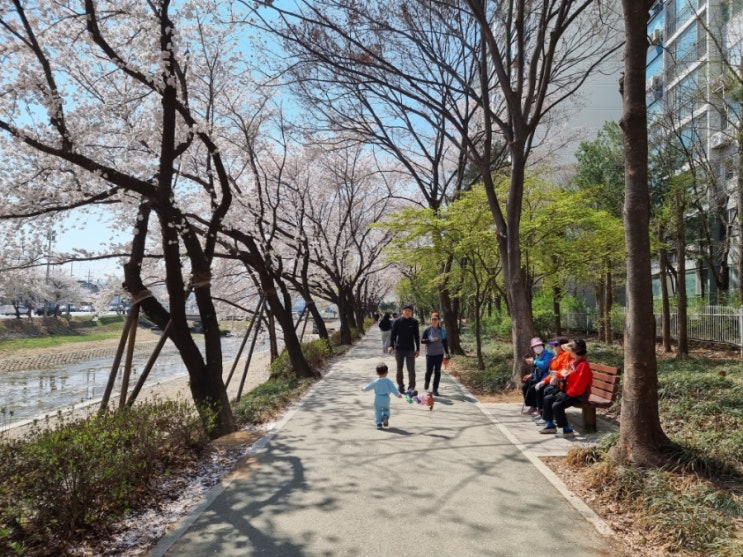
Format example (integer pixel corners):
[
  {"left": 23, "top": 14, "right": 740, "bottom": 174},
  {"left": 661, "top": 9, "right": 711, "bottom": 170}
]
[{"left": 45, "top": 229, "right": 56, "bottom": 284}]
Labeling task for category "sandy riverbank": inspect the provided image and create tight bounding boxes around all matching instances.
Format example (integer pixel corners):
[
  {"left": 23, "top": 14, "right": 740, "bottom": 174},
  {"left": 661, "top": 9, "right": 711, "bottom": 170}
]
[{"left": 1, "top": 334, "right": 273, "bottom": 439}]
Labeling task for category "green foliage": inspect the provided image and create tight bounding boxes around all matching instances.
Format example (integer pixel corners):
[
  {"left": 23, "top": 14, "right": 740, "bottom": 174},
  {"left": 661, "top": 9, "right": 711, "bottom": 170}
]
[
  {"left": 329, "top": 329, "right": 344, "bottom": 348},
  {"left": 0, "top": 401, "right": 209, "bottom": 553},
  {"left": 269, "top": 349, "right": 292, "bottom": 378},
  {"left": 302, "top": 338, "right": 333, "bottom": 368},
  {"left": 0, "top": 316, "right": 127, "bottom": 350},
  {"left": 233, "top": 376, "right": 313, "bottom": 425},
  {"left": 479, "top": 310, "right": 511, "bottom": 338},
  {"left": 455, "top": 339, "right": 514, "bottom": 392},
  {"left": 574, "top": 120, "right": 624, "bottom": 216},
  {"left": 270, "top": 338, "right": 336, "bottom": 380}
]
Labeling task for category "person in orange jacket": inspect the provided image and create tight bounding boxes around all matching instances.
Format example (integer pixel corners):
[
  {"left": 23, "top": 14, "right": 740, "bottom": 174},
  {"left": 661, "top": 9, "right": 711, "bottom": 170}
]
[
  {"left": 533, "top": 337, "right": 573, "bottom": 423},
  {"left": 538, "top": 339, "right": 592, "bottom": 437}
]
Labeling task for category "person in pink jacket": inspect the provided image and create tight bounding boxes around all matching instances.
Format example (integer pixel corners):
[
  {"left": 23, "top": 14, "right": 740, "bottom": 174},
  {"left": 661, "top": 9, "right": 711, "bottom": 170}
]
[{"left": 538, "top": 339, "right": 593, "bottom": 437}]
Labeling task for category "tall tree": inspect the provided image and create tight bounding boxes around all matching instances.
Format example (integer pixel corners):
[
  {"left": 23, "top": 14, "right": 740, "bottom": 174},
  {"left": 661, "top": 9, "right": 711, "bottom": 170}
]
[
  {"left": 574, "top": 121, "right": 625, "bottom": 342},
  {"left": 463, "top": 0, "right": 622, "bottom": 382},
  {"left": 0, "top": 2, "right": 274, "bottom": 436},
  {"left": 611, "top": 0, "right": 677, "bottom": 466},
  {"left": 250, "top": 0, "right": 622, "bottom": 378}
]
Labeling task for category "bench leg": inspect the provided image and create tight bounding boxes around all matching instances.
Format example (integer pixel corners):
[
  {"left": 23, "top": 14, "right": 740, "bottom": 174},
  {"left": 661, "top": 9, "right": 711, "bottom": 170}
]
[{"left": 581, "top": 406, "right": 597, "bottom": 433}]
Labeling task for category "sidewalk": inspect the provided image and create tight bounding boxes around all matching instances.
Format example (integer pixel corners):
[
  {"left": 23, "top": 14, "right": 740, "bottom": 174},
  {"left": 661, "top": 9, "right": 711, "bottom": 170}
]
[{"left": 151, "top": 328, "right": 619, "bottom": 557}]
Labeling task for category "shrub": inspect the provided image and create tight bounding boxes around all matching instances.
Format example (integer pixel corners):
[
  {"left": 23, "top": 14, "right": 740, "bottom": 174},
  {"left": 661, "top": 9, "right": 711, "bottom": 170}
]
[
  {"left": 0, "top": 401, "right": 209, "bottom": 554},
  {"left": 329, "top": 329, "right": 343, "bottom": 347},
  {"left": 233, "top": 376, "right": 312, "bottom": 425},
  {"left": 479, "top": 311, "right": 511, "bottom": 339},
  {"left": 301, "top": 338, "right": 332, "bottom": 368},
  {"left": 269, "top": 339, "right": 334, "bottom": 380}
]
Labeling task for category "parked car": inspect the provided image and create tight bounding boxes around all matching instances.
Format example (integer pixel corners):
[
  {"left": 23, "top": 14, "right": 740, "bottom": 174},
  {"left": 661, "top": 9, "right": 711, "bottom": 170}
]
[{"left": 34, "top": 302, "right": 59, "bottom": 316}]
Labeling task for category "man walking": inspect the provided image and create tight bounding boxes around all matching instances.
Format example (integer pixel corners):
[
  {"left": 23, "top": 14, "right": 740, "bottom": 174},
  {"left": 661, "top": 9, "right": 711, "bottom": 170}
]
[{"left": 388, "top": 302, "right": 420, "bottom": 393}]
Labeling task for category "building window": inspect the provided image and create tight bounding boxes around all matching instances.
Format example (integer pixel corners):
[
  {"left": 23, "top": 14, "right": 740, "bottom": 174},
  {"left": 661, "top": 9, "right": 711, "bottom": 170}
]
[
  {"left": 674, "top": 0, "right": 694, "bottom": 29},
  {"left": 674, "top": 23, "right": 698, "bottom": 66},
  {"left": 671, "top": 70, "right": 702, "bottom": 121}
]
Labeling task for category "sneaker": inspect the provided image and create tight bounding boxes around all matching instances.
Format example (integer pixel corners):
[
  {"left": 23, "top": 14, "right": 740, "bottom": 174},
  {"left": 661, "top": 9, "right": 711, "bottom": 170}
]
[
  {"left": 539, "top": 426, "right": 557, "bottom": 434},
  {"left": 557, "top": 427, "right": 575, "bottom": 437},
  {"left": 529, "top": 409, "right": 541, "bottom": 417},
  {"left": 534, "top": 418, "right": 547, "bottom": 425},
  {"left": 531, "top": 413, "right": 543, "bottom": 421},
  {"left": 382, "top": 415, "right": 389, "bottom": 427},
  {"left": 522, "top": 407, "right": 537, "bottom": 415},
  {"left": 424, "top": 383, "right": 430, "bottom": 390},
  {"left": 376, "top": 423, "right": 383, "bottom": 429}
]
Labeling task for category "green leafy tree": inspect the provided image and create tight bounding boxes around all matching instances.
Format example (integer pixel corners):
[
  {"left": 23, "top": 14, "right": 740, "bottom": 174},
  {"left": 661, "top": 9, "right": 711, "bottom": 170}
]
[{"left": 574, "top": 121, "right": 626, "bottom": 342}]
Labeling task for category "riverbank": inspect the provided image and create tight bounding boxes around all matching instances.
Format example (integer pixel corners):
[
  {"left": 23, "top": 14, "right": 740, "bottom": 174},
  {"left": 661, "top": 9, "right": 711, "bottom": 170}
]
[{"left": 0, "top": 326, "right": 272, "bottom": 439}]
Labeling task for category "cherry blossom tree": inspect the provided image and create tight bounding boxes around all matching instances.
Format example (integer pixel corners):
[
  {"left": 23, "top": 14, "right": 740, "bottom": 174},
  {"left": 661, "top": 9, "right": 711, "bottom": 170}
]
[
  {"left": 276, "top": 141, "right": 398, "bottom": 345},
  {"left": 0, "top": 1, "right": 272, "bottom": 436}
]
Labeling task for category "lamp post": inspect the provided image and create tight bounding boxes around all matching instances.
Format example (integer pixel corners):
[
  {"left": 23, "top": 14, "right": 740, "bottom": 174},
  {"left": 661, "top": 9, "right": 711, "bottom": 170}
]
[{"left": 45, "top": 229, "right": 56, "bottom": 284}]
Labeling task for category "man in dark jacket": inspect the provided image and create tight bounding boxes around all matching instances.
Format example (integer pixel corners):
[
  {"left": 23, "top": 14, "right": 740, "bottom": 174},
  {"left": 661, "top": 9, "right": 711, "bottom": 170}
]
[{"left": 388, "top": 302, "right": 420, "bottom": 393}]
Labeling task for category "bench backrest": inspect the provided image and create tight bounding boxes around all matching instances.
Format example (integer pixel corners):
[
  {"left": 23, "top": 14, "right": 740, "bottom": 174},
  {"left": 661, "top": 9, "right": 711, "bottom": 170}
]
[{"left": 589, "top": 362, "right": 621, "bottom": 404}]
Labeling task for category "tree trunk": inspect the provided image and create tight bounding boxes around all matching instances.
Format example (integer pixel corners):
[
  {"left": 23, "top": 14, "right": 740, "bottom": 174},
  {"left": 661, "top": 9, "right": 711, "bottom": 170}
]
[
  {"left": 604, "top": 267, "right": 614, "bottom": 344},
  {"left": 596, "top": 279, "right": 606, "bottom": 341},
  {"left": 738, "top": 142, "right": 743, "bottom": 303},
  {"left": 265, "top": 288, "right": 318, "bottom": 379},
  {"left": 481, "top": 147, "right": 535, "bottom": 386},
  {"left": 676, "top": 192, "right": 689, "bottom": 358},
  {"left": 306, "top": 299, "right": 330, "bottom": 339},
  {"left": 266, "top": 309, "right": 279, "bottom": 361},
  {"left": 440, "top": 263, "right": 464, "bottom": 355},
  {"left": 659, "top": 245, "right": 673, "bottom": 353},
  {"left": 474, "top": 297, "right": 485, "bottom": 370},
  {"left": 552, "top": 285, "right": 562, "bottom": 335},
  {"left": 611, "top": 0, "right": 677, "bottom": 466},
  {"left": 337, "top": 288, "right": 354, "bottom": 345},
  {"left": 126, "top": 205, "right": 235, "bottom": 438}
]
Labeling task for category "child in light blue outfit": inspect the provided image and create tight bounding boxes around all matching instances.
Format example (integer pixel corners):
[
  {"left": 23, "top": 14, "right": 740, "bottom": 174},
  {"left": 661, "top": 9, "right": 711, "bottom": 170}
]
[{"left": 362, "top": 363, "right": 402, "bottom": 429}]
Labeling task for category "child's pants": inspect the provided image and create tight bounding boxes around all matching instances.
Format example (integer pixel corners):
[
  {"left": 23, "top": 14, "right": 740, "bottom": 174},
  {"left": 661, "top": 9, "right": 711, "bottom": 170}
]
[{"left": 373, "top": 394, "right": 391, "bottom": 424}]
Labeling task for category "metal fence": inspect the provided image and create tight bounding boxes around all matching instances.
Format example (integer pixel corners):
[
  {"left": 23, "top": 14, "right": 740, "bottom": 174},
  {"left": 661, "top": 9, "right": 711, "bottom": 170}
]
[{"left": 563, "top": 306, "right": 743, "bottom": 350}]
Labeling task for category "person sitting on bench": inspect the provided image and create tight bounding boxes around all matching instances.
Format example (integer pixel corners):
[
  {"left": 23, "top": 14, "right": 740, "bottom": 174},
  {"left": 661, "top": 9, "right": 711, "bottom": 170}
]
[
  {"left": 538, "top": 339, "right": 592, "bottom": 437},
  {"left": 521, "top": 337, "right": 554, "bottom": 416}
]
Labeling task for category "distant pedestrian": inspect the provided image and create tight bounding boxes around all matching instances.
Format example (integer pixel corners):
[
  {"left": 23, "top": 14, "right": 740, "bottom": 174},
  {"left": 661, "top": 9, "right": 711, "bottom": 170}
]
[
  {"left": 378, "top": 312, "right": 393, "bottom": 354},
  {"left": 362, "top": 363, "right": 402, "bottom": 429},
  {"left": 421, "top": 312, "right": 450, "bottom": 396},
  {"left": 388, "top": 302, "right": 420, "bottom": 393}
]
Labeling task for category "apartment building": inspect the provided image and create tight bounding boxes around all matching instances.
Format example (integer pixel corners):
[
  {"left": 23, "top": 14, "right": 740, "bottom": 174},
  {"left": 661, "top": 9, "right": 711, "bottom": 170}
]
[{"left": 647, "top": 0, "right": 743, "bottom": 301}]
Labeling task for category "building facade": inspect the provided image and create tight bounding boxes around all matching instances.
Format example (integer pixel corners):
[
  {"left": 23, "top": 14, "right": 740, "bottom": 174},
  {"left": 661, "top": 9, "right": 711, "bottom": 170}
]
[{"left": 648, "top": 0, "right": 743, "bottom": 303}]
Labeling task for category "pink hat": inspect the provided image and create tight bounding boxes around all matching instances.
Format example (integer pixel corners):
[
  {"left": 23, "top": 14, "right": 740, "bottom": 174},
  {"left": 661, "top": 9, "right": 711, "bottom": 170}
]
[{"left": 529, "top": 337, "right": 544, "bottom": 348}]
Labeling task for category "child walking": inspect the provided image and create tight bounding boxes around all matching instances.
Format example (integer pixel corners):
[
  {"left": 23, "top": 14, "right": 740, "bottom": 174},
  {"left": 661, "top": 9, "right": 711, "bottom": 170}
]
[{"left": 362, "top": 363, "right": 402, "bottom": 429}]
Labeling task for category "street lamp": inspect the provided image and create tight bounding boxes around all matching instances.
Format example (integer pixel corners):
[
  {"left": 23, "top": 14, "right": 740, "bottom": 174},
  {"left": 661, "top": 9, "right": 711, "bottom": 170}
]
[{"left": 45, "top": 229, "right": 56, "bottom": 284}]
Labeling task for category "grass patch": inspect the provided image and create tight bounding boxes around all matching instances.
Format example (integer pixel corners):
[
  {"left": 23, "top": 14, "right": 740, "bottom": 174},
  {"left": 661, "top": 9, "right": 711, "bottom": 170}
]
[
  {"left": 234, "top": 337, "right": 338, "bottom": 425},
  {"left": 0, "top": 315, "right": 128, "bottom": 351},
  {"left": 233, "top": 375, "right": 314, "bottom": 425}
]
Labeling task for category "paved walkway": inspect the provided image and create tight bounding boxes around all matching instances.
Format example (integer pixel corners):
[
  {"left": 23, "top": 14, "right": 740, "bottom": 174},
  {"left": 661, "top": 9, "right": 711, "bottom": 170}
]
[{"left": 151, "top": 328, "right": 620, "bottom": 557}]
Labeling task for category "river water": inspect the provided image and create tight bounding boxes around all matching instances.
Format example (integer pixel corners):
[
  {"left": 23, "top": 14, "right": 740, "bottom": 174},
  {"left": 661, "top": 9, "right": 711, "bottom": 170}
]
[{"left": 0, "top": 334, "right": 267, "bottom": 431}]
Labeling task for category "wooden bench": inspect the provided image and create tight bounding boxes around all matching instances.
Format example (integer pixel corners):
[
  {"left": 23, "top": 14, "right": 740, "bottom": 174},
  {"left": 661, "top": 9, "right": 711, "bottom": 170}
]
[{"left": 576, "top": 363, "right": 621, "bottom": 433}]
